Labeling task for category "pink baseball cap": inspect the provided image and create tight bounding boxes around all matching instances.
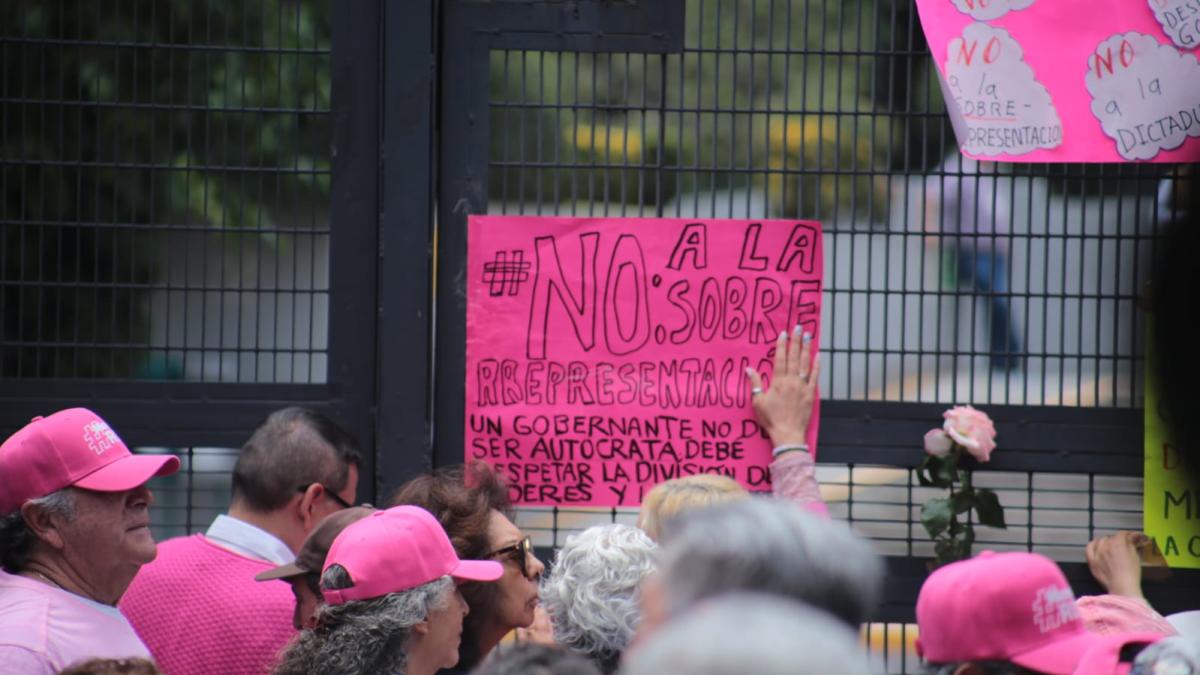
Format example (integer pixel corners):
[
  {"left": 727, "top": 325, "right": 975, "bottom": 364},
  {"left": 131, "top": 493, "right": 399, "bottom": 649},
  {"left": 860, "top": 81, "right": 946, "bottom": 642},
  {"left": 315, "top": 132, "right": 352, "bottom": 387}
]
[
  {"left": 321, "top": 505, "right": 503, "bottom": 606},
  {"left": 915, "top": 551, "right": 1148, "bottom": 674},
  {"left": 0, "top": 408, "right": 180, "bottom": 515}
]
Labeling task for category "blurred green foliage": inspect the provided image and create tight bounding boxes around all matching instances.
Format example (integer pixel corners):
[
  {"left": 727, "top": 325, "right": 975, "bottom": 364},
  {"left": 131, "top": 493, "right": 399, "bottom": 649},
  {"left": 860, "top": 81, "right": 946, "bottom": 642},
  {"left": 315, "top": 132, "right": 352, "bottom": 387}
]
[{"left": 1, "top": 0, "right": 330, "bottom": 377}]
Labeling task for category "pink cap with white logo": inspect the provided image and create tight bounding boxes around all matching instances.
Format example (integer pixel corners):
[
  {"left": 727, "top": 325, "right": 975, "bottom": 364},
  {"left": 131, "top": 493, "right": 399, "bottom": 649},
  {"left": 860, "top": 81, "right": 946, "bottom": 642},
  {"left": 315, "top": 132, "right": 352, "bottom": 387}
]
[
  {"left": 916, "top": 551, "right": 1151, "bottom": 674},
  {"left": 0, "top": 408, "right": 180, "bottom": 515},
  {"left": 322, "top": 505, "right": 503, "bottom": 606}
]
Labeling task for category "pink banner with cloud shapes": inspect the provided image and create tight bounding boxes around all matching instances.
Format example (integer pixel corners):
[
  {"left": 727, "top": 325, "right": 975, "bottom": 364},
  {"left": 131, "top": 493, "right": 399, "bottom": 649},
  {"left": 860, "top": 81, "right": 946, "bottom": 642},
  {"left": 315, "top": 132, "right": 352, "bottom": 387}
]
[{"left": 915, "top": 0, "right": 1200, "bottom": 162}]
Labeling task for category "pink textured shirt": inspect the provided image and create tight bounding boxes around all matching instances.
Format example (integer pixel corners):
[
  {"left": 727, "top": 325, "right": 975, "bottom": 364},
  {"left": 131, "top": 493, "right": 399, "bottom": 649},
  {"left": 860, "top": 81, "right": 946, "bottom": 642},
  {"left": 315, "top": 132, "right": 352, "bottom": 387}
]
[
  {"left": 0, "top": 569, "right": 152, "bottom": 674},
  {"left": 119, "top": 534, "right": 297, "bottom": 675},
  {"left": 770, "top": 449, "right": 829, "bottom": 517}
]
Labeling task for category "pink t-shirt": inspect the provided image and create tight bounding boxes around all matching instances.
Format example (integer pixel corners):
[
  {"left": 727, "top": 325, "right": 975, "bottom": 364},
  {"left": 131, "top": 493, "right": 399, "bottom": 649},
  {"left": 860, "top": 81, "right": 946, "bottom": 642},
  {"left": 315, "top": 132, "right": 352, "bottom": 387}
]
[{"left": 0, "top": 569, "right": 152, "bottom": 674}]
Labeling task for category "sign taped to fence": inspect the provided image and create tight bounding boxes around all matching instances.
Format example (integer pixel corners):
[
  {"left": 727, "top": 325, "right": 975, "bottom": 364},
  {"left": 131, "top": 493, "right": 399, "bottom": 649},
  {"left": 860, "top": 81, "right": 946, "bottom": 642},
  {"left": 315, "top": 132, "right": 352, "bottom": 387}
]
[
  {"left": 914, "top": 0, "right": 1200, "bottom": 163},
  {"left": 1144, "top": 331, "right": 1200, "bottom": 569},
  {"left": 465, "top": 215, "right": 823, "bottom": 507}
]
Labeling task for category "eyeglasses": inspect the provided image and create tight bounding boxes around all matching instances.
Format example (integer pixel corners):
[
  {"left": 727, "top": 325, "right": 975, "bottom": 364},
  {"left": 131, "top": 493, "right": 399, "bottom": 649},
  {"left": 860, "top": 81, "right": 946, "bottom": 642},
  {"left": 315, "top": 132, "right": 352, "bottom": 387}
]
[
  {"left": 296, "top": 484, "right": 353, "bottom": 510},
  {"left": 487, "top": 536, "right": 533, "bottom": 577}
]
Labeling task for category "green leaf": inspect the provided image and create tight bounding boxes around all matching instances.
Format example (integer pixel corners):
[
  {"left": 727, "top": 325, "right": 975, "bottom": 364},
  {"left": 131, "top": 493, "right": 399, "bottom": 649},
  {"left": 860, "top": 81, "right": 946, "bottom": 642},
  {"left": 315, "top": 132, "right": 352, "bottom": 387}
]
[
  {"left": 921, "top": 498, "right": 955, "bottom": 538},
  {"left": 947, "top": 517, "right": 965, "bottom": 536},
  {"left": 916, "top": 456, "right": 938, "bottom": 487},
  {"left": 918, "top": 455, "right": 959, "bottom": 488},
  {"left": 972, "top": 488, "right": 1008, "bottom": 529},
  {"left": 951, "top": 490, "right": 974, "bottom": 515},
  {"left": 933, "top": 536, "right": 969, "bottom": 567},
  {"left": 933, "top": 453, "right": 960, "bottom": 486}
]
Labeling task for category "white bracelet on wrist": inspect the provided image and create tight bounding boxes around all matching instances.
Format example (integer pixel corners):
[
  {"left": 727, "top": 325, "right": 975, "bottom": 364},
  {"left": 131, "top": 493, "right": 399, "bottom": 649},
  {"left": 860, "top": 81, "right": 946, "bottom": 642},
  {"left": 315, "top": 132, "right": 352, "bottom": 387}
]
[{"left": 772, "top": 443, "right": 809, "bottom": 458}]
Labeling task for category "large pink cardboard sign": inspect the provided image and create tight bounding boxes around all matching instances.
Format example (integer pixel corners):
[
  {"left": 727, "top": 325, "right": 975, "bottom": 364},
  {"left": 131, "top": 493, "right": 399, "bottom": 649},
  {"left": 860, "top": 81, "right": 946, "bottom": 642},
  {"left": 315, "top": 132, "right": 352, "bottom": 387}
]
[
  {"left": 465, "top": 216, "right": 823, "bottom": 506},
  {"left": 915, "top": 0, "right": 1200, "bottom": 162}
]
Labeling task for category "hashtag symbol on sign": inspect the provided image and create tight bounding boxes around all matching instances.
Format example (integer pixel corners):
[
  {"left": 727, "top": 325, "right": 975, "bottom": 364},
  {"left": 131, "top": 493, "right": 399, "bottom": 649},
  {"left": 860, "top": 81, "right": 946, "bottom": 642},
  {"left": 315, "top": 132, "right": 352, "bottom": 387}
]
[{"left": 482, "top": 250, "right": 532, "bottom": 296}]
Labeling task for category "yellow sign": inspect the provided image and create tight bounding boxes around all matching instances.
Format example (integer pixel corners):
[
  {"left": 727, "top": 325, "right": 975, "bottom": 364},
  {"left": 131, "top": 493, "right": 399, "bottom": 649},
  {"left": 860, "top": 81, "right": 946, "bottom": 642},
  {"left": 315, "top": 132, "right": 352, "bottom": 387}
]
[{"left": 1144, "top": 335, "right": 1200, "bottom": 569}]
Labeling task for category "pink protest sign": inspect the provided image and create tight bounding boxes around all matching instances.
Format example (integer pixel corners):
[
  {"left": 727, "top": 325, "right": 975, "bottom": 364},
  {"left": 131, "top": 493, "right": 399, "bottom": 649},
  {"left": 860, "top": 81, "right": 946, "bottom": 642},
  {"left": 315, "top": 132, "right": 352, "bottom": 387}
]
[
  {"left": 465, "top": 216, "right": 823, "bottom": 507},
  {"left": 915, "top": 0, "right": 1200, "bottom": 162}
]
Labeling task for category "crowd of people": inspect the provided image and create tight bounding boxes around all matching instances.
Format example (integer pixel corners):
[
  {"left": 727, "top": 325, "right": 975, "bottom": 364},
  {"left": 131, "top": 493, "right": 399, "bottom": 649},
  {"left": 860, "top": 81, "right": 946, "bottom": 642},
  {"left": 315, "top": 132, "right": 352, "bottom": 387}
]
[{"left": 0, "top": 328, "right": 1197, "bottom": 674}]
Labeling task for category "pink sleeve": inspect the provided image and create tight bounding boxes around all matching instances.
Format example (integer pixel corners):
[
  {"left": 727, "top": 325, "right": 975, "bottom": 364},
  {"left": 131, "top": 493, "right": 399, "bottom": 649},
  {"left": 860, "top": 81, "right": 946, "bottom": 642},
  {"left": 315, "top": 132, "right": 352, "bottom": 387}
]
[
  {"left": 769, "top": 450, "right": 828, "bottom": 518},
  {"left": 1076, "top": 594, "right": 1178, "bottom": 636},
  {"left": 0, "top": 646, "right": 56, "bottom": 675}
]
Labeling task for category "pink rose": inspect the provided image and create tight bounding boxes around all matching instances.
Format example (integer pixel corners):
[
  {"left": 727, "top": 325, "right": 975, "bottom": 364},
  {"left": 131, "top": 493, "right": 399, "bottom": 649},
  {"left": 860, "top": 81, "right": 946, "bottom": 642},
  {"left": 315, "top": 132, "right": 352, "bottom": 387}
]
[
  {"left": 923, "top": 429, "right": 953, "bottom": 457},
  {"left": 942, "top": 405, "right": 997, "bottom": 462}
]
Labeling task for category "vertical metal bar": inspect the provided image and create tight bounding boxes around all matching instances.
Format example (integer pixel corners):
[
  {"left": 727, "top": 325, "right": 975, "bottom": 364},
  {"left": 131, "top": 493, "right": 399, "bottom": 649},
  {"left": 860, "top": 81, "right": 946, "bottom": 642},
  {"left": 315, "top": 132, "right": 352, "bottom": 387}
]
[
  {"left": 587, "top": 52, "right": 597, "bottom": 216},
  {"left": 1040, "top": 166, "right": 1053, "bottom": 406},
  {"left": 35, "top": 9, "right": 48, "bottom": 378},
  {"left": 571, "top": 51, "right": 580, "bottom": 215},
  {"left": 90, "top": 2, "right": 103, "bottom": 378},
  {"left": 602, "top": 52, "right": 612, "bottom": 216},
  {"left": 655, "top": 53, "right": 665, "bottom": 219},
  {"left": 0, "top": 16, "right": 7, "bottom": 378},
  {"left": 686, "top": 3, "right": 698, "bottom": 219},
  {"left": 1076, "top": 169, "right": 1086, "bottom": 407},
  {"left": 746, "top": 0, "right": 755, "bottom": 220},
  {"left": 781, "top": 0, "right": 793, "bottom": 221},
  {"left": 709, "top": 0, "right": 719, "bottom": 217},
  {"left": 499, "top": 51, "right": 511, "bottom": 214},
  {"left": 201, "top": 0, "right": 214, "bottom": 382},
  {"left": 1058, "top": 168, "right": 1069, "bottom": 404},
  {"left": 519, "top": 50, "right": 530, "bottom": 214},
  {"left": 727, "top": 0, "right": 738, "bottom": 219},
  {"left": 186, "top": 446, "right": 194, "bottom": 534},
  {"left": 554, "top": 50, "right": 563, "bottom": 209},
  {"left": 535, "top": 51, "right": 545, "bottom": 214},
  {"left": 235, "top": 1, "right": 247, "bottom": 383},
  {"left": 619, "top": 53, "right": 630, "bottom": 217},
  {"left": 332, "top": 0, "right": 386, "bottom": 498},
  {"left": 1027, "top": 471, "right": 1035, "bottom": 552}
]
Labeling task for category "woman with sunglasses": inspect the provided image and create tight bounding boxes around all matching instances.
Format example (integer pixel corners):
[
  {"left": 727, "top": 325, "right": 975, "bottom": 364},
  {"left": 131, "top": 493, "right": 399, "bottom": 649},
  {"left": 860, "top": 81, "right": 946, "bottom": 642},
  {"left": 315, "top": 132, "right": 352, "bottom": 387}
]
[{"left": 391, "top": 463, "right": 546, "bottom": 673}]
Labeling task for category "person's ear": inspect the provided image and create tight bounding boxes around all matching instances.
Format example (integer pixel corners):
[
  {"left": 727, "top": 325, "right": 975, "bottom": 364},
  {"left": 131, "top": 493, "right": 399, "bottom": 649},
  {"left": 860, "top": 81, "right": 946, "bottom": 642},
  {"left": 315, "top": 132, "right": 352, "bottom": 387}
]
[
  {"left": 20, "top": 501, "right": 67, "bottom": 551},
  {"left": 296, "top": 484, "right": 323, "bottom": 530},
  {"left": 411, "top": 619, "right": 430, "bottom": 637}
]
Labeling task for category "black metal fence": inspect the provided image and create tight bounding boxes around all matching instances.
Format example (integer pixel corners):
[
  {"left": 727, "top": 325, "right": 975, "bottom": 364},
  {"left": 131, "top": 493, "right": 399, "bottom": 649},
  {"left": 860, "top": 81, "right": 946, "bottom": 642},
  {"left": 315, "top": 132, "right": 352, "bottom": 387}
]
[
  {"left": 2, "top": 2, "right": 1197, "bottom": 671},
  {"left": 0, "top": 0, "right": 379, "bottom": 497}
]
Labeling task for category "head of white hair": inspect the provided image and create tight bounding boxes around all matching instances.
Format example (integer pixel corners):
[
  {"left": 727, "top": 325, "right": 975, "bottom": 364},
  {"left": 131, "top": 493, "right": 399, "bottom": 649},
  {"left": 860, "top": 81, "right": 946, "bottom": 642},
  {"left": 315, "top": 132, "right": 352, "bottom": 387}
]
[
  {"left": 539, "top": 524, "right": 658, "bottom": 673},
  {"left": 657, "top": 497, "right": 882, "bottom": 627},
  {"left": 620, "top": 593, "right": 871, "bottom": 675}
]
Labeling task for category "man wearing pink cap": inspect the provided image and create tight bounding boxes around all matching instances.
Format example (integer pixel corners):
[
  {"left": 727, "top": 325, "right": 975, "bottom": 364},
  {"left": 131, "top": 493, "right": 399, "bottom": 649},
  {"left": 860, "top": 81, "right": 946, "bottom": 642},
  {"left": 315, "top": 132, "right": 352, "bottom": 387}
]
[
  {"left": 0, "top": 408, "right": 179, "bottom": 674},
  {"left": 273, "top": 505, "right": 504, "bottom": 675},
  {"left": 916, "top": 551, "right": 1163, "bottom": 674}
]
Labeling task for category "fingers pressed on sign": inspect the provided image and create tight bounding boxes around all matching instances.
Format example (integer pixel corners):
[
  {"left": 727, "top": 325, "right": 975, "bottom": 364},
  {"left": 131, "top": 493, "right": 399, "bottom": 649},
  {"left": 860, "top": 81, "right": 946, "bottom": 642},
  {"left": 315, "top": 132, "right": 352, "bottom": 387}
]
[
  {"left": 745, "top": 367, "right": 764, "bottom": 397},
  {"left": 773, "top": 329, "right": 789, "bottom": 377},
  {"left": 798, "top": 330, "right": 812, "bottom": 379},
  {"left": 789, "top": 325, "right": 804, "bottom": 376}
]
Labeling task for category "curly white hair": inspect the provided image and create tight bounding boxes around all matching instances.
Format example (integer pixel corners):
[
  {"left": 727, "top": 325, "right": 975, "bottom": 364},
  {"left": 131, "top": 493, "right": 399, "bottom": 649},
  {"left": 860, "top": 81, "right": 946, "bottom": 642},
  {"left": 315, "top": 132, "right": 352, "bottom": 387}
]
[{"left": 538, "top": 524, "right": 657, "bottom": 673}]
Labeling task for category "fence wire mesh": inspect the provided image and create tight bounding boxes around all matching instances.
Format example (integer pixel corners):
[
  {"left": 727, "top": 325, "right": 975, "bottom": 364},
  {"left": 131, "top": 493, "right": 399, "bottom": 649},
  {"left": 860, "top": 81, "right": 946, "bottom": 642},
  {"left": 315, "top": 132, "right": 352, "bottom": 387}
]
[
  {"left": 486, "top": 0, "right": 1190, "bottom": 409},
  {"left": 1, "top": 0, "right": 333, "bottom": 383}
]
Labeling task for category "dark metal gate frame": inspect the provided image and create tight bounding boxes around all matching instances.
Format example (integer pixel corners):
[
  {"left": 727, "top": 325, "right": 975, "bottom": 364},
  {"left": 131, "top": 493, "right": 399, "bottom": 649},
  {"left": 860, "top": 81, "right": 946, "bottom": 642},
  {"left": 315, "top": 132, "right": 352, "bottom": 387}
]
[
  {"left": 0, "top": 0, "right": 1192, "bottom": 621},
  {"left": 0, "top": 2, "right": 397, "bottom": 505},
  {"left": 430, "top": 0, "right": 1198, "bottom": 621}
]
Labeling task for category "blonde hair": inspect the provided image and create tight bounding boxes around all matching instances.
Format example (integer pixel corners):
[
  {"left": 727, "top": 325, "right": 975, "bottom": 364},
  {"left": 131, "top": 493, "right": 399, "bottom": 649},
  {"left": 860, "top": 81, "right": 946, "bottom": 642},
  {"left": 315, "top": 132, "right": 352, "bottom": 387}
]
[{"left": 637, "top": 474, "right": 748, "bottom": 541}]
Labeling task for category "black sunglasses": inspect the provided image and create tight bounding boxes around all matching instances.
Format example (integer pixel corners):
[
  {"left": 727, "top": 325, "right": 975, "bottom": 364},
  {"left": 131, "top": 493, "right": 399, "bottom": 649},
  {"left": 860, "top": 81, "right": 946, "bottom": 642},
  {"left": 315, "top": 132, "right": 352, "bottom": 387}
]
[
  {"left": 487, "top": 536, "right": 533, "bottom": 577},
  {"left": 297, "top": 484, "right": 353, "bottom": 510}
]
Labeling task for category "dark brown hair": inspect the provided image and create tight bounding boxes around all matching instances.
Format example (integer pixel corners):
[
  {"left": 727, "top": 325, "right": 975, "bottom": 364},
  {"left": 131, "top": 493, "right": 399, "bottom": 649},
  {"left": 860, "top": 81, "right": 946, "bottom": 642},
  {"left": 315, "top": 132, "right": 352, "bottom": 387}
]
[
  {"left": 389, "top": 462, "right": 512, "bottom": 669},
  {"left": 59, "top": 659, "right": 161, "bottom": 675},
  {"left": 232, "top": 407, "right": 362, "bottom": 512}
]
